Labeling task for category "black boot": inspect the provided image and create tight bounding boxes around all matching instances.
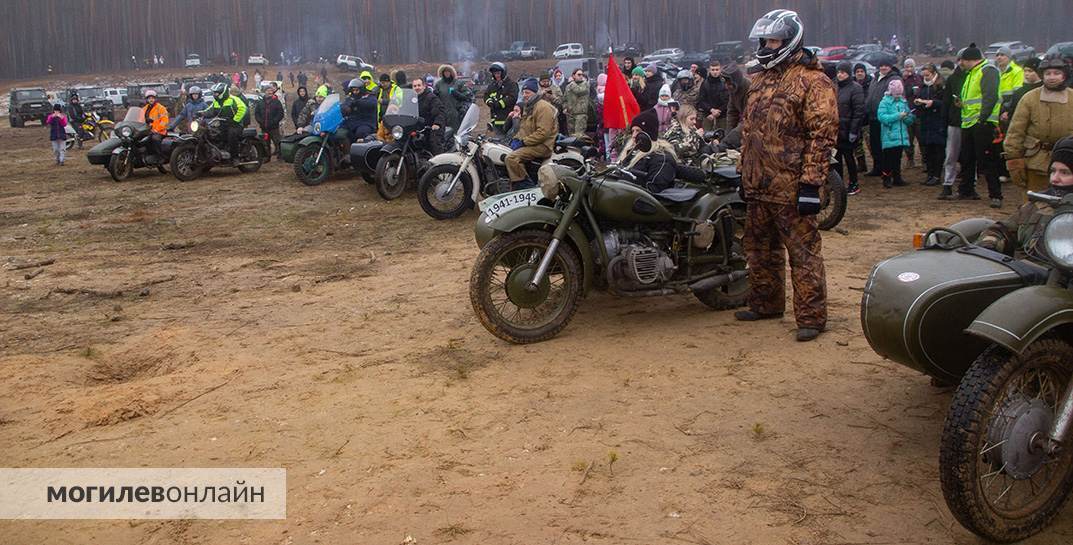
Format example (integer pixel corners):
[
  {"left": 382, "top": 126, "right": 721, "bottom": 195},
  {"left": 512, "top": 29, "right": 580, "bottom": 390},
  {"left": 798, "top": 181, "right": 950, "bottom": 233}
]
[
  {"left": 734, "top": 310, "right": 784, "bottom": 322},
  {"left": 882, "top": 175, "right": 893, "bottom": 189},
  {"left": 937, "top": 185, "right": 953, "bottom": 200}
]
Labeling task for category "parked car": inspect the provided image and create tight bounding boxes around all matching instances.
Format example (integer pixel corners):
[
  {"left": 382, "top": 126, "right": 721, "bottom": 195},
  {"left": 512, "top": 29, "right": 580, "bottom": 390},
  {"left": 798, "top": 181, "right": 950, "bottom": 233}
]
[
  {"left": 65, "top": 86, "right": 116, "bottom": 120},
  {"left": 103, "top": 87, "right": 128, "bottom": 107},
  {"left": 8, "top": 88, "right": 51, "bottom": 127},
  {"left": 124, "top": 83, "right": 176, "bottom": 112},
  {"left": 1046, "top": 42, "right": 1073, "bottom": 59},
  {"left": 818, "top": 46, "right": 849, "bottom": 62},
  {"left": 185, "top": 54, "right": 201, "bottom": 68},
  {"left": 553, "top": 43, "right": 585, "bottom": 59},
  {"left": 642, "top": 48, "right": 685, "bottom": 63},
  {"left": 710, "top": 41, "right": 746, "bottom": 63},
  {"left": 984, "top": 41, "right": 1037, "bottom": 63},
  {"left": 612, "top": 42, "right": 645, "bottom": 59},
  {"left": 247, "top": 54, "right": 269, "bottom": 65},
  {"left": 336, "top": 54, "right": 374, "bottom": 72},
  {"left": 849, "top": 50, "right": 898, "bottom": 68},
  {"left": 678, "top": 50, "right": 712, "bottom": 68},
  {"left": 518, "top": 46, "right": 546, "bottom": 59}
]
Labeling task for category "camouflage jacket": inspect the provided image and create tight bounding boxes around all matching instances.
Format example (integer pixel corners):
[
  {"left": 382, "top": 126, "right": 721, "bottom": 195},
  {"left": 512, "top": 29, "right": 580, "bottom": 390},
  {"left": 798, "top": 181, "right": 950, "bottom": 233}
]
[
  {"left": 663, "top": 118, "right": 702, "bottom": 159},
  {"left": 977, "top": 199, "right": 1056, "bottom": 259},
  {"left": 740, "top": 51, "right": 838, "bottom": 205}
]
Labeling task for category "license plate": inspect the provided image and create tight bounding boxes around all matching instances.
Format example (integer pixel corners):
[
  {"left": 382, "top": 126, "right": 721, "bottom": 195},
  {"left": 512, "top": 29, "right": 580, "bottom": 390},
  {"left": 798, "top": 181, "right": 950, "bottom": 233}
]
[{"left": 480, "top": 188, "right": 543, "bottom": 222}]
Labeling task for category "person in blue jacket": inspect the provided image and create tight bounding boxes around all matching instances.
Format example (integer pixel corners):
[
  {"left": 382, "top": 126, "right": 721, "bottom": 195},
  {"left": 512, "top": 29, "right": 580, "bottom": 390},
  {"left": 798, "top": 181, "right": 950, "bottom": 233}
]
[
  {"left": 169, "top": 86, "right": 209, "bottom": 132},
  {"left": 877, "top": 79, "right": 915, "bottom": 188},
  {"left": 340, "top": 78, "right": 378, "bottom": 142}
]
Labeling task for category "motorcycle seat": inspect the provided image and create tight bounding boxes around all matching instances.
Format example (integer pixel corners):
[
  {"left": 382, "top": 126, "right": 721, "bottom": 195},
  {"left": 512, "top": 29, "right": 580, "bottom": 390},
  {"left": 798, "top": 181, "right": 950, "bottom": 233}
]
[
  {"left": 242, "top": 128, "right": 258, "bottom": 137},
  {"left": 654, "top": 187, "right": 699, "bottom": 203},
  {"left": 712, "top": 166, "right": 740, "bottom": 181}
]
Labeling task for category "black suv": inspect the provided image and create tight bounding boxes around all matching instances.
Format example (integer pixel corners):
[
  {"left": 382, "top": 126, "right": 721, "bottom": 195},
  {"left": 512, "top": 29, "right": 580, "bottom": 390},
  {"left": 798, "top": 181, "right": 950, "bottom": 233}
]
[
  {"left": 8, "top": 88, "right": 52, "bottom": 127},
  {"left": 124, "top": 83, "right": 178, "bottom": 112},
  {"left": 710, "top": 41, "right": 746, "bottom": 64},
  {"left": 612, "top": 42, "right": 645, "bottom": 59},
  {"left": 66, "top": 86, "right": 116, "bottom": 120}
]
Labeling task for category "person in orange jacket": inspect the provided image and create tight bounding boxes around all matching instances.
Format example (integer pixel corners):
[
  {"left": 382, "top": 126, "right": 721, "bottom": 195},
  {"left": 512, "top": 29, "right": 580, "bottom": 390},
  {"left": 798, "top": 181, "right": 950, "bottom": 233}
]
[{"left": 143, "top": 89, "right": 169, "bottom": 163}]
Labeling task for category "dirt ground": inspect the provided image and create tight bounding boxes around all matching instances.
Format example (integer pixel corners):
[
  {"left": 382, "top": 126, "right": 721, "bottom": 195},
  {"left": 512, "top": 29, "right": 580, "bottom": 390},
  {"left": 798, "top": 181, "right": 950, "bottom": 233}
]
[{"left": 1, "top": 66, "right": 1072, "bottom": 545}]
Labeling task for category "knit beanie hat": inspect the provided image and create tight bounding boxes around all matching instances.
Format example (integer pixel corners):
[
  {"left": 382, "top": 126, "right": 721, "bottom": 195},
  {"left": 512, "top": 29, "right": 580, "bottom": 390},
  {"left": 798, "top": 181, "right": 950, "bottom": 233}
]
[
  {"left": 836, "top": 62, "right": 853, "bottom": 76},
  {"left": 853, "top": 63, "right": 867, "bottom": 74},
  {"left": 630, "top": 108, "right": 660, "bottom": 140},
  {"left": 1023, "top": 57, "right": 1043, "bottom": 77},
  {"left": 887, "top": 79, "right": 905, "bottom": 97},
  {"left": 960, "top": 43, "right": 983, "bottom": 61},
  {"left": 1051, "top": 136, "right": 1073, "bottom": 172},
  {"left": 631, "top": 67, "right": 645, "bottom": 77},
  {"left": 521, "top": 78, "right": 539, "bottom": 93}
]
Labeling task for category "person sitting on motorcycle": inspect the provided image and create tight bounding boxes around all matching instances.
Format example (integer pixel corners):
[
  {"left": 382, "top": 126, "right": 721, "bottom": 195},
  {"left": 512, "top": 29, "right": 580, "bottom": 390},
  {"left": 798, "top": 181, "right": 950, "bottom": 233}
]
[
  {"left": 662, "top": 104, "right": 706, "bottom": 161},
  {"left": 168, "top": 86, "right": 209, "bottom": 133},
  {"left": 505, "top": 78, "right": 557, "bottom": 190},
  {"left": 977, "top": 136, "right": 1073, "bottom": 259},
  {"left": 65, "top": 93, "right": 89, "bottom": 148},
  {"left": 340, "top": 78, "right": 378, "bottom": 143},
  {"left": 296, "top": 86, "right": 328, "bottom": 134},
  {"left": 202, "top": 82, "right": 246, "bottom": 160},
  {"left": 142, "top": 90, "right": 170, "bottom": 162},
  {"left": 617, "top": 108, "right": 683, "bottom": 194},
  {"left": 484, "top": 62, "right": 517, "bottom": 136},
  {"left": 412, "top": 77, "right": 445, "bottom": 154}
]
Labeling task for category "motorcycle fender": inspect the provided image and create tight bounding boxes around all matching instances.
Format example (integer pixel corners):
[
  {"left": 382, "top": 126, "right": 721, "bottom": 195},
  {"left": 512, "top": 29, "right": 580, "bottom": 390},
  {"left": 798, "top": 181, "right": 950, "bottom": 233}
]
[
  {"left": 298, "top": 135, "right": 324, "bottom": 148},
  {"left": 428, "top": 153, "right": 482, "bottom": 201},
  {"left": 475, "top": 205, "right": 593, "bottom": 295},
  {"left": 380, "top": 141, "right": 403, "bottom": 155},
  {"left": 684, "top": 190, "right": 745, "bottom": 221},
  {"left": 550, "top": 150, "right": 584, "bottom": 165},
  {"left": 249, "top": 137, "right": 269, "bottom": 162},
  {"left": 111, "top": 145, "right": 129, "bottom": 155},
  {"left": 966, "top": 285, "right": 1073, "bottom": 355}
]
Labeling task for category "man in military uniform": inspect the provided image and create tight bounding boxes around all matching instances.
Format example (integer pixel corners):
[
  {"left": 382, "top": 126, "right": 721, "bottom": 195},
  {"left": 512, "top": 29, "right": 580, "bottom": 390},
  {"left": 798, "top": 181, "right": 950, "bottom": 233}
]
[
  {"left": 735, "top": 10, "right": 839, "bottom": 342},
  {"left": 978, "top": 136, "right": 1073, "bottom": 258}
]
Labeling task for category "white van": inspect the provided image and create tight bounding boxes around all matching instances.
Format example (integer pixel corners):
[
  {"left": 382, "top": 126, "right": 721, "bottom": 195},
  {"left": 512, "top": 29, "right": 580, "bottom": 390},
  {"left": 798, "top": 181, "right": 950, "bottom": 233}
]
[
  {"left": 554, "top": 43, "right": 584, "bottom": 59},
  {"left": 185, "top": 54, "right": 201, "bottom": 68}
]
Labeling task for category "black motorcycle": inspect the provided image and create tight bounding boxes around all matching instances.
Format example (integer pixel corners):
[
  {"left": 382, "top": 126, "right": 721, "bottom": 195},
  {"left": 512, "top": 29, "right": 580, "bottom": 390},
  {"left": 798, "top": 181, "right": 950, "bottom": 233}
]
[
  {"left": 169, "top": 116, "right": 267, "bottom": 182},
  {"left": 373, "top": 88, "right": 441, "bottom": 200},
  {"left": 86, "top": 108, "right": 175, "bottom": 182}
]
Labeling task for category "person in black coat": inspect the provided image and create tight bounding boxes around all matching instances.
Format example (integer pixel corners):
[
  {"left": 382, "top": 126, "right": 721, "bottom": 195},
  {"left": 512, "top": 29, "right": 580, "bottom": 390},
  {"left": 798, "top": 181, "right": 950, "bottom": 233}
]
[
  {"left": 637, "top": 64, "right": 664, "bottom": 112},
  {"left": 256, "top": 83, "right": 286, "bottom": 157},
  {"left": 912, "top": 64, "right": 946, "bottom": 186},
  {"left": 938, "top": 62, "right": 966, "bottom": 197},
  {"left": 696, "top": 59, "right": 730, "bottom": 131},
  {"left": 413, "top": 78, "right": 446, "bottom": 154},
  {"left": 835, "top": 63, "right": 867, "bottom": 194},
  {"left": 290, "top": 86, "right": 310, "bottom": 130}
]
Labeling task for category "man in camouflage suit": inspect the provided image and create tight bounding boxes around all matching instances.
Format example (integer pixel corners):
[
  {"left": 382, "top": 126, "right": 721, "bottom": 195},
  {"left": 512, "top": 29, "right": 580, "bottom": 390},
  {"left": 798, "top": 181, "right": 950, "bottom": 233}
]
[
  {"left": 736, "top": 10, "right": 839, "bottom": 342},
  {"left": 977, "top": 136, "right": 1073, "bottom": 258}
]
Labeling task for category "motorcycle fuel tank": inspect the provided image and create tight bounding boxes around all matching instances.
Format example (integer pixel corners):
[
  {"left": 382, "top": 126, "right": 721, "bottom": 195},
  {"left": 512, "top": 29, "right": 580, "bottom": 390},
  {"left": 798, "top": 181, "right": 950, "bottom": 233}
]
[
  {"left": 481, "top": 142, "right": 512, "bottom": 166},
  {"left": 587, "top": 178, "right": 674, "bottom": 223}
]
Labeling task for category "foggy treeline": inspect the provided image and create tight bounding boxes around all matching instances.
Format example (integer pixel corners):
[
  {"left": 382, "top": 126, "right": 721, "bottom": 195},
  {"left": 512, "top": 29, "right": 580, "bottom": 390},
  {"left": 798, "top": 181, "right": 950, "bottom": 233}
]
[{"left": 3, "top": 0, "right": 1071, "bottom": 79}]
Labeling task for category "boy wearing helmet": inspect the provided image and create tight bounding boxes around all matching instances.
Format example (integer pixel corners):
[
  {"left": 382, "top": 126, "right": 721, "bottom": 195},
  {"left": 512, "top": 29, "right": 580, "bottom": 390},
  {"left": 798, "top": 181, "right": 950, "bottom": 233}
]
[
  {"left": 142, "top": 89, "right": 170, "bottom": 162},
  {"left": 484, "top": 62, "right": 517, "bottom": 135},
  {"left": 735, "top": 9, "right": 838, "bottom": 342}
]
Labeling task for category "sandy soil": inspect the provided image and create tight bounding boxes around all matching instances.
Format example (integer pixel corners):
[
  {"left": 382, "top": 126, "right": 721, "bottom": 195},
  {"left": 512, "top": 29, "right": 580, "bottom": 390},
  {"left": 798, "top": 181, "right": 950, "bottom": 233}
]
[{"left": 1, "top": 67, "right": 1071, "bottom": 545}]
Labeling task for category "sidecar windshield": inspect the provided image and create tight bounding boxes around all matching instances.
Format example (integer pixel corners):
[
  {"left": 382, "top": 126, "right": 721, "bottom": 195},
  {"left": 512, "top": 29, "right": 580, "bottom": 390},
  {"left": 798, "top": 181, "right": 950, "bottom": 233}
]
[{"left": 122, "top": 107, "right": 146, "bottom": 123}]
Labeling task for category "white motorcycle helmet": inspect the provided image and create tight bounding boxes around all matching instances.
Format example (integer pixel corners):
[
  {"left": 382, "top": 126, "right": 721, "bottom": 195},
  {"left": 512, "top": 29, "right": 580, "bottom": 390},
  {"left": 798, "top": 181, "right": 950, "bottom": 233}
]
[{"left": 749, "top": 9, "right": 804, "bottom": 71}]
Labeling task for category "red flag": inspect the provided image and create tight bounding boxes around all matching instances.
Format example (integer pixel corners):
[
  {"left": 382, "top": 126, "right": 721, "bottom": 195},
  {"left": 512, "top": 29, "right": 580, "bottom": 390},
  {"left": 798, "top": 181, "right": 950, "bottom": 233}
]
[{"left": 602, "top": 53, "right": 640, "bottom": 130}]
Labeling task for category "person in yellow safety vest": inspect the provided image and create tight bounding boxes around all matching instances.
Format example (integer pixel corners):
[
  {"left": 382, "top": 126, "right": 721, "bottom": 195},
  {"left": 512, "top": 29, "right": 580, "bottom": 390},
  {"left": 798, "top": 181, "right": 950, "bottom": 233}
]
[
  {"left": 359, "top": 70, "right": 377, "bottom": 93},
  {"left": 205, "top": 82, "right": 248, "bottom": 160},
  {"left": 994, "top": 46, "right": 1025, "bottom": 107},
  {"left": 956, "top": 43, "right": 1004, "bottom": 208}
]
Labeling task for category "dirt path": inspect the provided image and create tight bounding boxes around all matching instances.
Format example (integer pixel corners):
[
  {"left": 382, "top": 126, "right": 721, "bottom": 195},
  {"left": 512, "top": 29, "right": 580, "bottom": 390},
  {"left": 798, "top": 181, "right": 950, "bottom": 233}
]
[{"left": 0, "top": 113, "right": 1070, "bottom": 545}]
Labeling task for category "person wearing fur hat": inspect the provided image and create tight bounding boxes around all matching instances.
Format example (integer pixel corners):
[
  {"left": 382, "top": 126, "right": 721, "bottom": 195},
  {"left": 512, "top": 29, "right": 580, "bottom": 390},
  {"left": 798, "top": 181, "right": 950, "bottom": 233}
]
[
  {"left": 433, "top": 64, "right": 473, "bottom": 131},
  {"left": 957, "top": 43, "right": 1004, "bottom": 208},
  {"left": 1004, "top": 57, "right": 1073, "bottom": 195},
  {"left": 978, "top": 135, "right": 1073, "bottom": 255},
  {"left": 877, "top": 79, "right": 915, "bottom": 188},
  {"left": 504, "top": 78, "right": 557, "bottom": 190}
]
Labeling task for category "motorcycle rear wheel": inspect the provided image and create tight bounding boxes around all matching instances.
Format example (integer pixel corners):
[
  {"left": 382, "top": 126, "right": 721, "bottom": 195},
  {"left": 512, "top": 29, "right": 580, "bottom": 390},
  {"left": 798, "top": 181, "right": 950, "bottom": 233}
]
[
  {"left": 417, "top": 164, "right": 474, "bottom": 220},
  {"left": 293, "top": 145, "right": 332, "bottom": 186},
  {"left": 470, "top": 230, "right": 582, "bottom": 344},
  {"left": 107, "top": 150, "right": 133, "bottom": 182},
  {"left": 817, "top": 170, "right": 847, "bottom": 231},
  {"left": 170, "top": 146, "right": 202, "bottom": 182},
  {"left": 375, "top": 154, "right": 409, "bottom": 200},
  {"left": 940, "top": 339, "right": 1073, "bottom": 542}
]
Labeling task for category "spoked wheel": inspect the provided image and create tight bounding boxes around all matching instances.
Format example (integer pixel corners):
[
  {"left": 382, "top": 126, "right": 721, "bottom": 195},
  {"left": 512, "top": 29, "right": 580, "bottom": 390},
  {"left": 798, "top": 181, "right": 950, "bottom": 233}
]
[
  {"left": 940, "top": 339, "right": 1073, "bottom": 542},
  {"left": 417, "top": 164, "right": 474, "bottom": 220},
  {"left": 376, "top": 154, "right": 410, "bottom": 200},
  {"left": 237, "top": 141, "right": 263, "bottom": 173},
  {"left": 469, "top": 230, "right": 582, "bottom": 344},
  {"left": 694, "top": 206, "right": 749, "bottom": 310},
  {"left": 293, "top": 145, "right": 332, "bottom": 186},
  {"left": 107, "top": 149, "right": 134, "bottom": 182},
  {"left": 817, "top": 169, "right": 847, "bottom": 231},
  {"left": 98, "top": 127, "right": 113, "bottom": 141},
  {"left": 170, "top": 146, "right": 201, "bottom": 181}
]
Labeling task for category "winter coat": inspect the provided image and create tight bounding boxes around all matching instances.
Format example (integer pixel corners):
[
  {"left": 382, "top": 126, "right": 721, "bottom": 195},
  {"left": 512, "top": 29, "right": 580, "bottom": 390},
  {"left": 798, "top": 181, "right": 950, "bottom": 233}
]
[
  {"left": 46, "top": 112, "right": 67, "bottom": 141},
  {"left": 291, "top": 89, "right": 310, "bottom": 127},
  {"left": 415, "top": 88, "right": 446, "bottom": 129},
  {"left": 696, "top": 74, "right": 730, "bottom": 118},
  {"left": 877, "top": 95, "right": 915, "bottom": 149},
  {"left": 1005, "top": 81, "right": 1043, "bottom": 121},
  {"left": 942, "top": 67, "right": 966, "bottom": 127},
  {"left": 855, "top": 74, "right": 872, "bottom": 97},
  {"left": 1005, "top": 87, "right": 1073, "bottom": 173},
  {"left": 901, "top": 71, "right": 924, "bottom": 102},
  {"left": 539, "top": 83, "right": 563, "bottom": 110},
  {"left": 144, "top": 102, "right": 170, "bottom": 135},
  {"left": 663, "top": 118, "right": 702, "bottom": 159},
  {"left": 740, "top": 50, "right": 839, "bottom": 205},
  {"left": 672, "top": 80, "right": 700, "bottom": 109},
  {"left": 835, "top": 78, "right": 867, "bottom": 150},
  {"left": 65, "top": 101, "right": 85, "bottom": 124},
  {"left": 654, "top": 103, "right": 673, "bottom": 134},
  {"left": 483, "top": 75, "right": 517, "bottom": 123},
  {"left": 517, "top": 96, "right": 558, "bottom": 150},
  {"left": 341, "top": 91, "right": 378, "bottom": 137},
  {"left": 913, "top": 82, "right": 946, "bottom": 146},
  {"left": 866, "top": 69, "right": 902, "bottom": 119},
  {"left": 433, "top": 65, "right": 473, "bottom": 130},
  {"left": 256, "top": 94, "right": 285, "bottom": 130},
  {"left": 725, "top": 70, "right": 750, "bottom": 129},
  {"left": 296, "top": 98, "right": 320, "bottom": 129},
  {"left": 564, "top": 80, "right": 590, "bottom": 117},
  {"left": 169, "top": 96, "right": 209, "bottom": 130},
  {"left": 638, "top": 74, "right": 664, "bottom": 111}
]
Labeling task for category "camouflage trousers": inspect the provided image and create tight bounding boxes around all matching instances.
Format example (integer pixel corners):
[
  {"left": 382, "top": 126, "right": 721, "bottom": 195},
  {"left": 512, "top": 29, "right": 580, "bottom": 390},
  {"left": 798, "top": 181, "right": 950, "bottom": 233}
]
[{"left": 744, "top": 201, "right": 827, "bottom": 329}]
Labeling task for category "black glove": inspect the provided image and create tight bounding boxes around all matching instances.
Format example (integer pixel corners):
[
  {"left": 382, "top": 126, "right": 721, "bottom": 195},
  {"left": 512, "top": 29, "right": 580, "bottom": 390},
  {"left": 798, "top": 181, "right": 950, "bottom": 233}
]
[
  {"left": 797, "top": 183, "right": 821, "bottom": 216},
  {"left": 737, "top": 182, "right": 747, "bottom": 202}
]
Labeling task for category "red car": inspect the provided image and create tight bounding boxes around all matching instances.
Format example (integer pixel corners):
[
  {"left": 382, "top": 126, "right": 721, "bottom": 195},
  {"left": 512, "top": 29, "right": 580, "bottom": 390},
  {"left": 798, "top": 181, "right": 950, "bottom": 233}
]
[{"left": 818, "top": 46, "right": 849, "bottom": 61}]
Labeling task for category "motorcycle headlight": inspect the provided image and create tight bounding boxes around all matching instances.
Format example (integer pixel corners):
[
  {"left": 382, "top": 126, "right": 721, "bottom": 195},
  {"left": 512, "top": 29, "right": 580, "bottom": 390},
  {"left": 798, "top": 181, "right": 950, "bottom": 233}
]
[
  {"left": 189, "top": 120, "right": 200, "bottom": 133},
  {"left": 119, "top": 126, "right": 133, "bottom": 138},
  {"left": 1044, "top": 212, "right": 1073, "bottom": 268},
  {"left": 391, "top": 125, "right": 404, "bottom": 140},
  {"left": 313, "top": 122, "right": 321, "bottom": 133}
]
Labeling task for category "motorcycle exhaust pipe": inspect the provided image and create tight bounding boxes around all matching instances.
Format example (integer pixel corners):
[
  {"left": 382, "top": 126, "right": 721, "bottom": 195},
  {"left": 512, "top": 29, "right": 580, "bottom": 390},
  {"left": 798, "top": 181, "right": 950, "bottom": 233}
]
[{"left": 689, "top": 269, "right": 748, "bottom": 292}]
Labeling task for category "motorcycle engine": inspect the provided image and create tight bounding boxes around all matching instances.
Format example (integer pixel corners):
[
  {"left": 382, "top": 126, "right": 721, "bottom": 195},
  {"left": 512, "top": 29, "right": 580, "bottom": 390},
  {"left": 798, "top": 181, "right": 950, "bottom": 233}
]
[{"left": 603, "top": 229, "right": 675, "bottom": 287}]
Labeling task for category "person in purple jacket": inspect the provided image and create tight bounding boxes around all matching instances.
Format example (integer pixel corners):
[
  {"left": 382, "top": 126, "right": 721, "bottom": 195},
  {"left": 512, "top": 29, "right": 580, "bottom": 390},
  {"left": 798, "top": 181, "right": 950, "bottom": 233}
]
[{"left": 45, "top": 104, "right": 68, "bottom": 165}]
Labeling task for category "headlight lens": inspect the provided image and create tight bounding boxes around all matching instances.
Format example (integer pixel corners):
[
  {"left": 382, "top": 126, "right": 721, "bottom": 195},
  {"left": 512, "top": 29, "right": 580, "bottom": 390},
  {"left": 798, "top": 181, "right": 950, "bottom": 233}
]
[
  {"left": 313, "top": 122, "right": 321, "bottom": 133},
  {"left": 120, "top": 126, "right": 133, "bottom": 138},
  {"left": 189, "top": 121, "right": 200, "bottom": 133},
  {"left": 391, "top": 125, "right": 404, "bottom": 140},
  {"left": 1044, "top": 212, "right": 1073, "bottom": 268}
]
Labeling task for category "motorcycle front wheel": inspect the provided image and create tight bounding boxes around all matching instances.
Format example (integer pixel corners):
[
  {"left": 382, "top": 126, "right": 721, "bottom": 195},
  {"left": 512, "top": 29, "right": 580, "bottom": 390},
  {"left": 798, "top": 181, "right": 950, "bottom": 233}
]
[
  {"left": 293, "top": 145, "right": 332, "bottom": 186},
  {"left": 417, "top": 164, "right": 474, "bottom": 220},
  {"left": 375, "top": 154, "right": 409, "bottom": 200},
  {"left": 940, "top": 339, "right": 1073, "bottom": 542},
  {"left": 107, "top": 150, "right": 133, "bottom": 182},
  {"left": 817, "top": 169, "right": 847, "bottom": 231},
  {"left": 469, "top": 230, "right": 582, "bottom": 344},
  {"left": 170, "top": 146, "right": 202, "bottom": 182},
  {"left": 237, "top": 141, "right": 263, "bottom": 173}
]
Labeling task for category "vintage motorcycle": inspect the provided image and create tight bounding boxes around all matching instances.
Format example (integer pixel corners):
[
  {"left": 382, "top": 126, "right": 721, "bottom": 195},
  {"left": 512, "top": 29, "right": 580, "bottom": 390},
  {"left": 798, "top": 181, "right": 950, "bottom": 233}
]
[
  {"left": 417, "top": 103, "right": 595, "bottom": 220},
  {"left": 469, "top": 158, "right": 748, "bottom": 344},
  {"left": 86, "top": 108, "right": 175, "bottom": 181},
  {"left": 169, "top": 115, "right": 267, "bottom": 181},
  {"left": 861, "top": 191, "right": 1073, "bottom": 542},
  {"left": 285, "top": 94, "right": 371, "bottom": 186},
  {"left": 374, "top": 88, "right": 437, "bottom": 200}
]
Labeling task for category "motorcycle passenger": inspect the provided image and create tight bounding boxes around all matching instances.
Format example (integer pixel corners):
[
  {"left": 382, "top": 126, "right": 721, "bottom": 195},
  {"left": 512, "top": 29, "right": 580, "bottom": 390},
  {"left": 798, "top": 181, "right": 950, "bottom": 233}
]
[
  {"left": 65, "top": 93, "right": 89, "bottom": 148},
  {"left": 977, "top": 136, "right": 1073, "bottom": 258},
  {"left": 296, "top": 86, "right": 328, "bottom": 134},
  {"left": 412, "top": 78, "right": 446, "bottom": 155},
  {"left": 619, "top": 108, "right": 680, "bottom": 193},
  {"left": 169, "top": 86, "right": 209, "bottom": 133},
  {"left": 484, "top": 62, "right": 517, "bottom": 136},
  {"left": 340, "top": 78, "right": 378, "bottom": 143},
  {"left": 142, "top": 90, "right": 170, "bottom": 162},
  {"left": 203, "top": 83, "right": 246, "bottom": 160},
  {"left": 505, "top": 78, "right": 557, "bottom": 190},
  {"left": 662, "top": 104, "right": 705, "bottom": 160}
]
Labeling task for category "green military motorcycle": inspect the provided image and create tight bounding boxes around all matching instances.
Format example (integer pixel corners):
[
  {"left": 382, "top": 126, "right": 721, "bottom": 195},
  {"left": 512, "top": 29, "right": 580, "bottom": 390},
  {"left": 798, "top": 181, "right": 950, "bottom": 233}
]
[
  {"left": 862, "top": 191, "right": 1073, "bottom": 542},
  {"left": 469, "top": 162, "right": 748, "bottom": 344}
]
